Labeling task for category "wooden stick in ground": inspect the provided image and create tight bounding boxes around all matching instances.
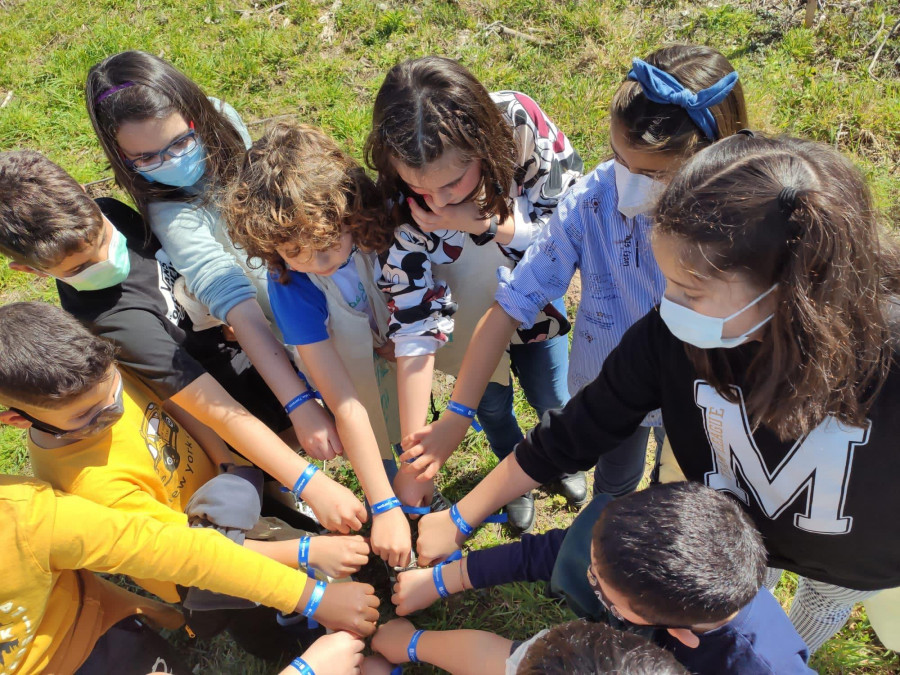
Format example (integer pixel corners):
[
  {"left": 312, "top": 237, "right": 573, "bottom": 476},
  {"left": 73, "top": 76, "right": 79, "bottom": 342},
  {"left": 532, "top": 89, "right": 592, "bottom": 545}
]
[{"left": 804, "top": 0, "right": 817, "bottom": 28}]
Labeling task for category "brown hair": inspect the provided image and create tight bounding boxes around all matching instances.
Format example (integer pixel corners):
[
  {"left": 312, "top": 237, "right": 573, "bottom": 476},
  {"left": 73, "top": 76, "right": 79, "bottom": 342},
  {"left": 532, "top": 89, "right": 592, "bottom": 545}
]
[
  {"left": 517, "top": 620, "right": 687, "bottom": 675},
  {"left": 0, "top": 151, "right": 105, "bottom": 268},
  {"left": 655, "top": 132, "right": 900, "bottom": 440},
  {"left": 364, "top": 56, "right": 516, "bottom": 222},
  {"left": 85, "top": 50, "right": 246, "bottom": 223},
  {"left": 224, "top": 121, "right": 394, "bottom": 283},
  {"left": 611, "top": 44, "right": 748, "bottom": 159},
  {"left": 0, "top": 302, "right": 116, "bottom": 409}
]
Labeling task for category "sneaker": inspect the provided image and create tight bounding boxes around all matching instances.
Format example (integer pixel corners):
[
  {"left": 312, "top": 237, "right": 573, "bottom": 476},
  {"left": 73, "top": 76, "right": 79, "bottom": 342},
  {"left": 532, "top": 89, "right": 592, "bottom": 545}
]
[{"left": 505, "top": 492, "right": 535, "bottom": 533}]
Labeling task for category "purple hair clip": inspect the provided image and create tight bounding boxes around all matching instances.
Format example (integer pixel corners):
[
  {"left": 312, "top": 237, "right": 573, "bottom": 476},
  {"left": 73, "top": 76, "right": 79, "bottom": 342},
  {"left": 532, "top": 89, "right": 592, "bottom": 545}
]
[{"left": 95, "top": 81, "right": 135, "bottom": 104}]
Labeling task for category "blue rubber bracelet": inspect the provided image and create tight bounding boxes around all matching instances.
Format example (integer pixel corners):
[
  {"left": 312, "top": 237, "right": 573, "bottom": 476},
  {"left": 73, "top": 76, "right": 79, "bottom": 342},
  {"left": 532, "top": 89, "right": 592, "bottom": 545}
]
[
  {"left": 407, "top": 629, "right": 425, "bottom": 663},
  {"left": 284, "top": 390, "right": 318, "bottom": 415},
  {"left": 290, "top": 657, "right": 315, "bottom": 674},
  {"left": 432, "top": 563, "right": 450, "bottom": 598},
  {"left": 483, "top": 513, "right": 509, "bottom": 523},
  {"left": 449, "top": 504, "right": 474, "bottom": 536},
  {"left": 372, "top": 496, "right": 402, "bottom": 515},
  {"left": 390, "top": 668, "right": 403, "bottom": 675},
  {"left": 292, "top": 464, "right": 319, "bottom": 498},
  {"left": 446, "top": 400, "right": 476, "bottom": 418},
  {"left": 297, "top": 536, "right": 311, "bottom": 568},
  {"left": 302, "top": 580, "right": 326, "bottom": 619},
  {"left": 401, "top": 504, "right": 431, "bottom": 515}
]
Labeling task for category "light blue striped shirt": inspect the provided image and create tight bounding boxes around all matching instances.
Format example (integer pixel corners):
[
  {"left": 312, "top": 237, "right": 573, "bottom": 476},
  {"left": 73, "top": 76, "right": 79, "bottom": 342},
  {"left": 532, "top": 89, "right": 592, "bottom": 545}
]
[{"left": 495, "top": 159, "right": 666, "bottom": 425}]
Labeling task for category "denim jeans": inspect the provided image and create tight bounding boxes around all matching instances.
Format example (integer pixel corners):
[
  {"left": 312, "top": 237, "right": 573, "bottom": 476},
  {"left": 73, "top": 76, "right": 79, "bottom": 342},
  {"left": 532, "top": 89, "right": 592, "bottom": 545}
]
[
  {"left": 593, "top": 426, "right": 666, "bottom": 497},
  {"left": 476, "top": 299, "right": 571, "bottom": 460}
]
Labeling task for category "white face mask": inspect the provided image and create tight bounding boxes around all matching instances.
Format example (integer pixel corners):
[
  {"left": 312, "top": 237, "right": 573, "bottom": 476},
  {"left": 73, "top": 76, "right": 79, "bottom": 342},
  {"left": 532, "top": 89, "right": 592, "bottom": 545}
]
[
  {"left": 56, "top": 226, "right": 131, "bottom": 291},
  {"left": 659, "top": 284, "right": 778, "bottom": 349},
  {"left": 614, "top": 161, "right": 666, "bottom": 219}
]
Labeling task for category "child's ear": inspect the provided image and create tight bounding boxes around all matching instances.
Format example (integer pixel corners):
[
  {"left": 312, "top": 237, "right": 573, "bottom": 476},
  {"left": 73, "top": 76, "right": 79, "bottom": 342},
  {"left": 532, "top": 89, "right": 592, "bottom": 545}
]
[
  {"left": 0, "top": 409, "right": 32, "bottom": 429},
  {"left": 8, "top": 261, "right": 48, "bottom": 277},
  {"left": 667, "top": 627, "right": 700, "bottom": 649}
]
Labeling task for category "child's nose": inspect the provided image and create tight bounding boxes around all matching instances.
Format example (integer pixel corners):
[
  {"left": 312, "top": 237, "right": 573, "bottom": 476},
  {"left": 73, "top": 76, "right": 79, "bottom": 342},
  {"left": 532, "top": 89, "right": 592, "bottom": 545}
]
[{"left": 430, "top": 191, "right": 452, "bottom": 209}]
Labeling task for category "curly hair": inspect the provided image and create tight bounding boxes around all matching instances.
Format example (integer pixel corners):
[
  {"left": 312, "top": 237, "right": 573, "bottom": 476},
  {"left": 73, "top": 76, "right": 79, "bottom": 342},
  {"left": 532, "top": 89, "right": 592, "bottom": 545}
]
[
  {"left": 223, "top": 121, "right": 395, "bottom": 284},
  {"left": 655, "top": 132, "right": 900, "bottom": 440},
  {"left": 364, "top": 56, "right": 517, "bottom": 222}
]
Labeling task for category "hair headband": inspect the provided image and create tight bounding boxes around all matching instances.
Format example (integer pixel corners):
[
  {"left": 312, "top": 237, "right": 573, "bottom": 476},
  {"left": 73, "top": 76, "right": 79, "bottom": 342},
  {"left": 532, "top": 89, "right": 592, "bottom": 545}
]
[
  {"left": 95, "top": 81, "right": 135, "bottom": 104},
  {"left": 626, "top": 59, "right": 739, "bottom": 140}
]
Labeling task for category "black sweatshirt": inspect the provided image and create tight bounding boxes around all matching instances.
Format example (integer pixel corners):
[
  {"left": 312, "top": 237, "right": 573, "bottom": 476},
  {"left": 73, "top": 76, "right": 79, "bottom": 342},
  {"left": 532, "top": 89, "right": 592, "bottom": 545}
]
[{"left": 515, "top": 308, "right": 900, "bottom": 591}]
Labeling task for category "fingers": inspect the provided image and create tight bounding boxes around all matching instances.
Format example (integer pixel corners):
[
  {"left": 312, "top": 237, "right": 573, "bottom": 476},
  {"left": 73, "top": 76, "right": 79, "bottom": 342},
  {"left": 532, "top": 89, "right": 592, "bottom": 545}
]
[
  {"left": 398, "top": 445, "right": 424, "bottom": 462},
  {"left": 417, "top": 463, "right": 440, "bottom": 481},
  {"left": 329, "top": 436, "right": 344, "bottom": 456},
  {"left": 409, "top": 455, "right": 433, "bottom": 472},
  {"left": 407, "top": 198, "right": 441, "bottom": 230}
]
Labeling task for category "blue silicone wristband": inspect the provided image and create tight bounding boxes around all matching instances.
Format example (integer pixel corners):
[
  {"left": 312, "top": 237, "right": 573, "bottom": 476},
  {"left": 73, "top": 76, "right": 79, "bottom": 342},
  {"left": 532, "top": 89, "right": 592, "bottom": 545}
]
[
  {"left": 407, "top": 629, "right": 425, "bottom": 663},
  {"left": 372, "top": 496, "right": 402, "bottom": 515},
  {"left": 401, "top": 504, "right": 431, "bottom": 515},
  {"left": 297, "top": 536, "right": 311, "bottom": 568},
  {"left": 292, "top": 464, "right": 319, "bottom": 498},
  {"left": 290, "top": 657, "right": 315, "bottom": 674},
  {"left": 284, "top": 390, "right": 317, "bottom": 415},
  {"left": 446, "top": 400, "right": 476, "bottom": 418},
  {"left": 432, "top": 563, "right": 449, "bottom": 598},
  {"left": 449, "top": 504, "right": 474, "bottom": 536},
  {"left": 302, "top": 580, "right": 326, "bottom": 619}
]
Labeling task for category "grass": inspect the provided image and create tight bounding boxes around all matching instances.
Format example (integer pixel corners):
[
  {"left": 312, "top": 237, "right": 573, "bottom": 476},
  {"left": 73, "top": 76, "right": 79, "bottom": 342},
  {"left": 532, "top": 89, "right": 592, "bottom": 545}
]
[{"left": 0, "top": 0, "right": 898, "bottom": 672}]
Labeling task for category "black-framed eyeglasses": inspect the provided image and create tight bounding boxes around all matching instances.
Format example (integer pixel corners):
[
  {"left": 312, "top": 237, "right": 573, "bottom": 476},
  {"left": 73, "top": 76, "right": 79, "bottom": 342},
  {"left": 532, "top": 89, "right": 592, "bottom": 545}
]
[
  {"left": 586, "top": 565, "right": 692, "bottom": 632},
  {"left": 122, "top": 122, "right": 198, "bottom": 171}
]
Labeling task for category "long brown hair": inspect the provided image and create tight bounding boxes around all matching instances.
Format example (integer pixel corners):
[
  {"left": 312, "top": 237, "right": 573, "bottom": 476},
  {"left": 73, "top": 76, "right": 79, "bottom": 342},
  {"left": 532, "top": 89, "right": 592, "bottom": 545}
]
[
  {"left": 612, "top": 44, "right": 748, "bottom": 157},
  {"left": 223, "top": 121, "right": 394, "bottom": 284},
  {"left": 655, "top": 132, "right": 900, "bottom": 440},
  {"left": 364, "top": 56, "right": 516, "bottom": 222},
  {"left": 85, "top": 50, "right": 246, "bottom": 223}
]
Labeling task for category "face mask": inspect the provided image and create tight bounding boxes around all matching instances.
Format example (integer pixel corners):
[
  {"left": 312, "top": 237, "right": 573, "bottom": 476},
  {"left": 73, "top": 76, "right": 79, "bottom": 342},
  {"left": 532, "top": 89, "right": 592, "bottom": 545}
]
[
  {"left": 659, "top": 284, "right": 778, "bottom": 349},
  {"left": 138, "top": 142, "right": 207, "bottom": 187},
  {"left": 614, "top": 161, "right": 665, "bottom": 219},
  {"left": 58, "top": 226, "right": 131, "bottom": 291},
  {"left": 12, "top": 373, "right": 125, "bottom": 440}
]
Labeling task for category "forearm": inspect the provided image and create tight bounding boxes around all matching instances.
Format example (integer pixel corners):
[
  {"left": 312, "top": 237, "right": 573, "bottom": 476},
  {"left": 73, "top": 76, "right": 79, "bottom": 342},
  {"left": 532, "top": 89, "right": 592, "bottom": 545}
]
[
  {"left": 458, "top": 453, "right": 538, "bottom": 526},
  {"left": 397, "top": 354, "right": 436, "bottom": 438},
  {"left": 452, "top": 303, "right": 518, "bottom": 408},
  {"left": 334, "top": 401, "right": 395, "bottom": 503},
  {"left": 415, "top": 630, "right": 512, "bottom": 675},
  {"left": 162, "top": 398, "right": 234, "bottom": 468},
  {"left": 243, "top": 538, "right": 301, "bottom": 568}
]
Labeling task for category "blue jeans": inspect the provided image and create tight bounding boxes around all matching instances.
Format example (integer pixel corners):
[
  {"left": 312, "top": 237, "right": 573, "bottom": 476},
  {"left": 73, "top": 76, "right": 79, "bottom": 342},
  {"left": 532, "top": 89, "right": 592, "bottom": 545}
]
[
  {"left": 593, "top": 426, "right": 666, "bottom": 497},
  {"left": 476, "top": 299, "right": 570, "bottom": 460}
]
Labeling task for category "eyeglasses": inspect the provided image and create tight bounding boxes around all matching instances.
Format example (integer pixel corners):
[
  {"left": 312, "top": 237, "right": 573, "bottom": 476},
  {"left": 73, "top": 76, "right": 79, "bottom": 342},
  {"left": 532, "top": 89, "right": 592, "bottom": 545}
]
[
  {"left": 586, "top": 565, "right": 692, "bottom": 631},
  {"left": 122, "top": 122, "right": 198, "bottom": 171}
]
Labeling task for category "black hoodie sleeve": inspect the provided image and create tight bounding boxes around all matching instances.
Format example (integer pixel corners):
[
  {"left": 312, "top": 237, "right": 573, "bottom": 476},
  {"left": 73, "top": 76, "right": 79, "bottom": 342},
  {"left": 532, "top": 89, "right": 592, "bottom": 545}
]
[{"left": 515, "top": 309, "right": 664, "bottom": 484}]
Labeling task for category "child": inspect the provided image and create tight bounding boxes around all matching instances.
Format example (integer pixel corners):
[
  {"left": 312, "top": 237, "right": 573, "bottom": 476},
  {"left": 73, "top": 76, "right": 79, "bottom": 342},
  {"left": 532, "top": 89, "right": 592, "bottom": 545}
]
[
  {"left": 402, "top": 44, "right": 748, "bottom": 500},
  {"left": 0, "top": 302, "right": 376, "bottom": 656},
  {"left": 399, "top": 482, "right": 813, "bottom": 674},
  {"left": 369, "top": 618, "right": 686, "bottom": 675},
  {"left": 223, "top": 122, "right": 411, "bottom": 567},
  {"left": 0, "top": 475, "right": 374, "bottom": 675},
  {"left": 417, "top": 132, "right": 900, "bottom": 654},
  {"left": 0, "top": 150, "right": 367, "bottom": 535},
  {"left": 85, "top": 51, "right": 340, "bottom": 462},
  {"left": 365, "top": 56, "right": 585, "bottom": 530}
]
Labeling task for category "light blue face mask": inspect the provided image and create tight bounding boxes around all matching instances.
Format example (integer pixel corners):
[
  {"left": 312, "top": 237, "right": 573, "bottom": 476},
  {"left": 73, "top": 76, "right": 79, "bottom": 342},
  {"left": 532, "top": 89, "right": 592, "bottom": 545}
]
[
  {"left": 57, "top": 225, "right": 131, "bottom": 291},
  {"left": 137, "top": 141, "right": 207, "bottom": 187},
  {"left": 659, "top": 284, "right": 778, "bottom": 349}
]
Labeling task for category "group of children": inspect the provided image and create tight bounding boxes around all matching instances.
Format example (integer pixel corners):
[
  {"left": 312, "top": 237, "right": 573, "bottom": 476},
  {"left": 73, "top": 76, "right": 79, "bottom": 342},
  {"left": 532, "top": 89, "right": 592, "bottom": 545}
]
[{"left": 0, "top": 38, "right": 896, "bottom": 675}]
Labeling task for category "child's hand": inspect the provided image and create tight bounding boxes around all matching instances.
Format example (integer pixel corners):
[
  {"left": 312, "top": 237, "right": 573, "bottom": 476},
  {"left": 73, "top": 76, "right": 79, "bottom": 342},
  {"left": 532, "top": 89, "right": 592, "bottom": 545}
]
[
  {"left": 407, "top": 196, "right": 486, "bottom": 235},
  {"left": 308, "top": 534, "right": 370, "bottom": 578},
  {"left": 302, "top": 472, "right": 367, "bottom": 533},
  {"left": 290, "top": 399, "right": 344, "bottom": 461},
  {"left": 303, "top": 581, "right": 380, "bottom": 637},
  {"left": 392, "top": 567, "right": 440, "bottom": 615},
  {"left": 392, "top": 470, "right": 434, "bottom": 520},
  {"left": 416, "top": 510, "right": 466, "bottom": 566},
  {"left": 370, "top": 508, "right": 412, "bottom": 568},
  {"left": 400, "top": 414, "right": 470, "bottom": 481},
  {"left": 373, "top": 340, "right": 396, "bottom": 363},
  {"left": 279, "top": 631, "right": 365, "bottom": 675},
  {"left": 371, "top": 618, "right": 418, "bottom": 665},
  {"left": 361, "top": 654, "right": 396, "bottom": 675}
]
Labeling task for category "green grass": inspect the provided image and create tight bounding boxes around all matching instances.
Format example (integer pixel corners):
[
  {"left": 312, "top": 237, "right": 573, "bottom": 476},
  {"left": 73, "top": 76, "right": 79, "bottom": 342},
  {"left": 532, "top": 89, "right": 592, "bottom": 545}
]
[{"left": 1, "top": 0, "right": 898, "bottom": 672}]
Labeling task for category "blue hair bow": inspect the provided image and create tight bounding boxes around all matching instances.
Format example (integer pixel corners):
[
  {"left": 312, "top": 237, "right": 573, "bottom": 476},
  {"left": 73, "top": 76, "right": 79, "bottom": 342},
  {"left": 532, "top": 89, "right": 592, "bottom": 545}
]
[{"left": 627, "top": 58, "right": 739, "bottom": 140}]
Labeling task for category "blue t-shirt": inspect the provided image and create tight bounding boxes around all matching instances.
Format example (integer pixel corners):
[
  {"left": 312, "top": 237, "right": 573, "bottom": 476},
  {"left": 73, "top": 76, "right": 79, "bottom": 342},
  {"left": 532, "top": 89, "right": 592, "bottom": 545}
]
[{"left": 268, "top": 271, "right": 330, "bottom": 346}]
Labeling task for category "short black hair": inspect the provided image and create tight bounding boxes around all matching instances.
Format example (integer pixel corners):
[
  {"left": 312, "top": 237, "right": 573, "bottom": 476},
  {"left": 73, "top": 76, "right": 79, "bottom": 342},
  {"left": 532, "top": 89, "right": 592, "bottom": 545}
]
[
  {"left": 0, "top": 302, "right": 116, "bottom": 409},
  {"left": 517, "top": 620, "right": 687, "bottom": 675},
  {"left": 592, "top": 482, "right": 767, "bottom": 626},
  {"left": 0, "top": 151, "right": 104, "bottom": 269}
]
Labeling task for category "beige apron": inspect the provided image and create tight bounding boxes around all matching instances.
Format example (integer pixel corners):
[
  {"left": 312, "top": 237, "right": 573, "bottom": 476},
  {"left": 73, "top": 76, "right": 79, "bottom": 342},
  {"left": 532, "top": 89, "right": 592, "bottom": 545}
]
[
  {"left": 292, "top": 252, "right": 400, "bottom": 461},
  {"left": 432, "top": 238, "right": 512, "bottom": 385}
]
